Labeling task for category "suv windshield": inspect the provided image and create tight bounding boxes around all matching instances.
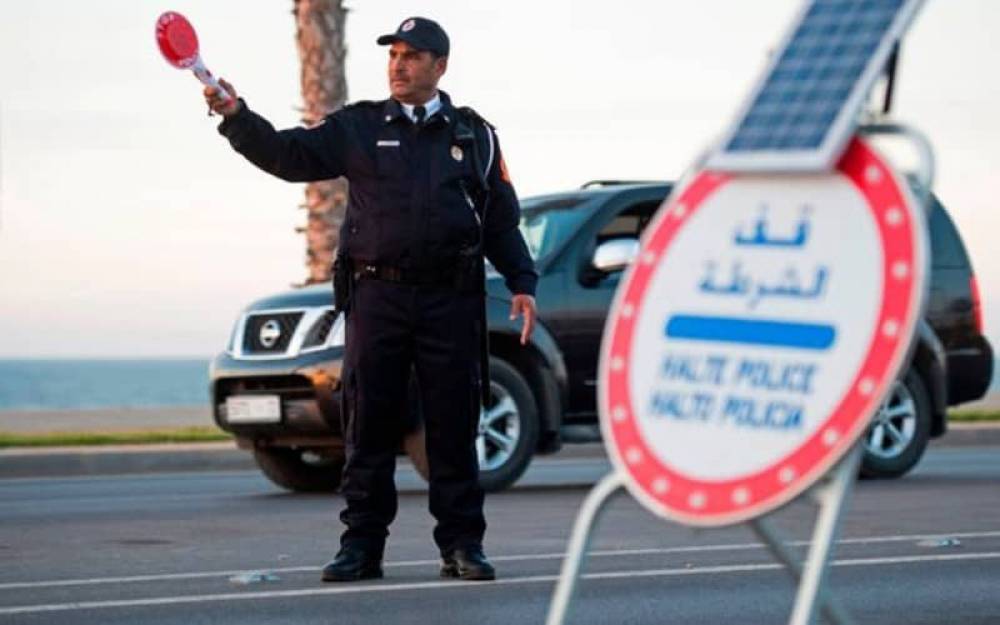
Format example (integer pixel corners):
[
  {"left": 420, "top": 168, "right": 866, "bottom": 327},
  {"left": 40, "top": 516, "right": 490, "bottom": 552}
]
[{"left": 518, "top": 195, "right": 593, "bottom": 261}]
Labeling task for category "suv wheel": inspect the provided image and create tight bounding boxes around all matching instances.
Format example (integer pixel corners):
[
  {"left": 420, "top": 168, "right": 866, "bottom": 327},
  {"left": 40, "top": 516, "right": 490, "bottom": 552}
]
[
  {"left": 860, "top": 369, "right": 931, "bottom": 479},
  {"left": 403, "top": 356, "right": 540, "bottom": 492},
  {"left": 477, "top": 357, "right": 540, "bottom": 492},
  {"left": 253, "top": 447, "right": 345, "bottom": 492}
]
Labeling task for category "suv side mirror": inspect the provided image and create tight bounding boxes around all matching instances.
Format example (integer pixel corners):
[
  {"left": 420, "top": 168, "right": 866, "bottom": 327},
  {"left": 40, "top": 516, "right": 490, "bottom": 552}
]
[{"left": 592, "top": 238, "right": 639, "bottom": 274}]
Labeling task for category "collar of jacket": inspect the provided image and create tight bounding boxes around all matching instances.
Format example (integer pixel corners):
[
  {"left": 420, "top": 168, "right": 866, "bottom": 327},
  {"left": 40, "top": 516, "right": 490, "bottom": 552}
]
[{"left": 382, "top": 90, "right": 456, "bottom": 128}]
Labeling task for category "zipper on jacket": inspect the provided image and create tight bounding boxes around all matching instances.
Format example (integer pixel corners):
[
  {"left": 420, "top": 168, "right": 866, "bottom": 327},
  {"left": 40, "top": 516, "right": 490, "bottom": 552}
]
[{"left": 461, "top": 186, "right": 482, "bottom": 227}]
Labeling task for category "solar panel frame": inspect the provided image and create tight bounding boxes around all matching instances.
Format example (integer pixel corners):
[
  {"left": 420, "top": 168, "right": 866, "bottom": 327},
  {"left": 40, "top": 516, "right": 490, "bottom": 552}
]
[{"left": 706, "top": 0, "right": 926, "bottom": 173}]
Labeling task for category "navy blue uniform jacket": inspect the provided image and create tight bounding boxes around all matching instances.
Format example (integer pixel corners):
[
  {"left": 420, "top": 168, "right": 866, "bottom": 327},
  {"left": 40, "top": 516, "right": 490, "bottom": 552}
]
[{"left": 218, "top": 91, "right": 538, "bottom": 296}]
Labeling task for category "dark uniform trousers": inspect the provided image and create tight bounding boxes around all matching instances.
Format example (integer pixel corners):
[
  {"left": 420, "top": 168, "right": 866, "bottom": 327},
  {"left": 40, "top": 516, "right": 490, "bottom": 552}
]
[{"left": 340, "top": 278, "right": 484, "bottom": 556}]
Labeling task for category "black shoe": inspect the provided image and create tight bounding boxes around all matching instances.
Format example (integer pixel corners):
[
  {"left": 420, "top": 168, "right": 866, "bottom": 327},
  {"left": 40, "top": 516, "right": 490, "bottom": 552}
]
[
  {"left": 440, "top": 546, "right": 496, "bottom": 581},
  {"left": 321, "top": 547, "right": 383, "bottom": 582}
]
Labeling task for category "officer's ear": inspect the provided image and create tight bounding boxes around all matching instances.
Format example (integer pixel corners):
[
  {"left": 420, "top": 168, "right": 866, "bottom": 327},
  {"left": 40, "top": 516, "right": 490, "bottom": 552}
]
[{"left": 433, "top": 54, "right": 448, "bottom": 78}]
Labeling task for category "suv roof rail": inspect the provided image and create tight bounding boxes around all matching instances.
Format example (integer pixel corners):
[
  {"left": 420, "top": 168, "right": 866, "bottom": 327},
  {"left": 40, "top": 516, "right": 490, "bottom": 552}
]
[{"left": 580, "top": 179, "right": 665, "bottom": 189}]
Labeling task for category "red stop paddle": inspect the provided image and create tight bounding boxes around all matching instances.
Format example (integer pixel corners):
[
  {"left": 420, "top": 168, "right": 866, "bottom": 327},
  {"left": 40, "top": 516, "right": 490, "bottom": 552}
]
[{"left": 155, "top": 11, "right": 232, "bottom": 103}]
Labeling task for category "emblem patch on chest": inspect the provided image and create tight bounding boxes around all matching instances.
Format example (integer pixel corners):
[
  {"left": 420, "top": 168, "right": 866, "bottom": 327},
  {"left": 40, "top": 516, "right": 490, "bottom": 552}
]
[{"left": 451, "top": 145, "right": 464, "bottom": 162}]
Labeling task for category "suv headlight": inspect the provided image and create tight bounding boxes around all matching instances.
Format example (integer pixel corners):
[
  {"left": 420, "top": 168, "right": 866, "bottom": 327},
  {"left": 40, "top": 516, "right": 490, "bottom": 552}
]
[
  {"left": 329, "top": 312, "right": 346, "bottom": 348},
  {"left": 224, "top": 315, "right": 241, "bottom": 356},
  {"left": 300, "top": 309, "right": 345, "bottom": 352}
]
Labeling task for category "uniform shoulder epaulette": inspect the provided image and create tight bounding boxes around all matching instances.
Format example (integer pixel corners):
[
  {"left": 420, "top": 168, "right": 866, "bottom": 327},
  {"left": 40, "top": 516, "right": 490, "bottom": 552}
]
[
  {"left": 342, "top": 99, "right": 386, "bottom": 111},
  {"left": 457, "top": 106, "right": 495, "bottom": 130}
]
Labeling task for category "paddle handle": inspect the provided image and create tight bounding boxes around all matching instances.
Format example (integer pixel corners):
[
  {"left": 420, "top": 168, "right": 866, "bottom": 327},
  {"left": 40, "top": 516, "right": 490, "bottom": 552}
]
[{"left": 191, "top": 57, "right": 232, "bottom": 103}]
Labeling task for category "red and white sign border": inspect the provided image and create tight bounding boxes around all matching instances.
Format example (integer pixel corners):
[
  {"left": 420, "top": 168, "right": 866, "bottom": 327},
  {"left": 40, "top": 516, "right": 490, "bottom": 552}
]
[{"left": 599, "top": 136, "right": 928, "bottom": 527}]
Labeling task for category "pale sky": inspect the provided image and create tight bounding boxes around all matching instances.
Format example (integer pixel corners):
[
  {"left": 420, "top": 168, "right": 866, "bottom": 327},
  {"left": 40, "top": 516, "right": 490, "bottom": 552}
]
[{"left": 0, "top": 0, "right": 997, "bottom": 358}]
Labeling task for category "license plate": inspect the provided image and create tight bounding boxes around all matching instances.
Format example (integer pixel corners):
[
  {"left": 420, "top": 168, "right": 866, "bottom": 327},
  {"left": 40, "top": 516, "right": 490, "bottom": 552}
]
[{"left": 226, "top": 395, "right": 281, "bottom": 424}]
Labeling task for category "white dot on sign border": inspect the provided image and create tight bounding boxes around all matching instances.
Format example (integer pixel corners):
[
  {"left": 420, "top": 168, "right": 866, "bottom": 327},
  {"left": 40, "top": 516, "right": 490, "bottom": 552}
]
[
  {"left": 885, "top": 207, "right": 903, "bottom": 226},
  {"left": 822, "top": 428, "right": 840, "bottom": 447},
  {"left": 882, "top": 319, "right": 899, "bottom": 338},
  {"left": 652, "top": 477, "right": 670, "bottom": 495},
  {"left": 892, "top": 262, "right": 910, "bottom": 280},
  {"left": 859, "top": 377, "right": 875, "bottom": 396},
  {"left": 611, "top": 356, "right": 625, "bottom": 372},
  {"left": 621, "top": 303, "right": 635, "bottom": 319},
  {"left": 731, "top": 487, "right": 750, "bottom": 505},
  {"left": 865, "top": 165, "right": 882, "bottom": 185},
  {"left": 625, "top": 447, "right": 643, "bottom": 465},
  {"left": 641, "top": 251, "right": 656, "bottom": 265},
  {"left": 672, "top": 203, "right": 687, "bottom": 218},
  {"left": 778, "top": 467, "right": 796, "bottom": 484},
  {"left": 612, "top": 405, "right": 628, "bottom": 423},
  {"left": 688, "top": 491, "right": 707, "bottom": 509}
]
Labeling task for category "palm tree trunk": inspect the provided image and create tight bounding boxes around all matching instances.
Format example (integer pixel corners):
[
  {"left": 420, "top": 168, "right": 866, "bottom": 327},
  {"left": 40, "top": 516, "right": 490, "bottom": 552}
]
[{"left": 293, "top": 0, "right": 348, "bottom": 284}]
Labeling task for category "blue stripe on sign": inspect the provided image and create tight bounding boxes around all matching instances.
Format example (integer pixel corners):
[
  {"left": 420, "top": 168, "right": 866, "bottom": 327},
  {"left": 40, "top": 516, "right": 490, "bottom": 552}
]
[{"left": 665, "top": 315, "right": 836, "bottom": 350}]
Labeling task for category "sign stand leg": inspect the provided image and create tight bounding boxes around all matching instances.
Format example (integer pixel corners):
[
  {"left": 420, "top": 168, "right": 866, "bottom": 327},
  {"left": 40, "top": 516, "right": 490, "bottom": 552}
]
[
  {"left": 748, "top": 444, "right": 861, "bottom": 625},
  {"left": 546, "top": 446, "right": 862, "bottom": 625},
  {"left": 786, "top": 444, "right": 862, "bottom": 625},
  {"left": 750, "top": 517, "right": 855, "bottom": 625},
  {"left": 545, "top": 472, "right": 625, "bottom": 625}
]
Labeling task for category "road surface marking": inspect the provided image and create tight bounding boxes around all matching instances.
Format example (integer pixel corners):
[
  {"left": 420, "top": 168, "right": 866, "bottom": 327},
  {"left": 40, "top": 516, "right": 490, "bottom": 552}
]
[
  {"left": 0, "top": 551, "right": 997, "bottom": 615},
  {"left": 1, "top": 529, "right": 998, "bottom": 591},
  {"left": 0, "top": 547, "right": 997, "bottom": 617}
]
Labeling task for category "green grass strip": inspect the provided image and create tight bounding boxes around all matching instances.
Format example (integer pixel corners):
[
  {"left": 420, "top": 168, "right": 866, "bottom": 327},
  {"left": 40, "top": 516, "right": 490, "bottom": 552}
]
[
  {"left": 0, "top": 411, "right": 996, "bottom": 449},
  {"left": 0, "top": 427, "right": 232, "bottom": 449},
  {"left": 948, "top": 410, "right": 1000, "bottom": 423}
]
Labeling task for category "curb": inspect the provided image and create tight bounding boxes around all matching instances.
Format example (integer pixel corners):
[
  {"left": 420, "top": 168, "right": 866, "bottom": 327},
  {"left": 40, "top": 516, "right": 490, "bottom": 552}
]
[
  {"left": 931, "top": 421, "right": 1000, "bottom": 447},
  {"left": 1, "top": 425, "right": 998, "bottom": 480},
  {"left": 0, "top": 442, "right": 254, "bottom": 479}
]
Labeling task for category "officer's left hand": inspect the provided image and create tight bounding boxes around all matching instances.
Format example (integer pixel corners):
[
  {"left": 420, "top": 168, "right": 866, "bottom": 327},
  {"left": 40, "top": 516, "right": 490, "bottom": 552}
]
[{"left": 509, "top": 294, "right": 537, "bottom": 346}]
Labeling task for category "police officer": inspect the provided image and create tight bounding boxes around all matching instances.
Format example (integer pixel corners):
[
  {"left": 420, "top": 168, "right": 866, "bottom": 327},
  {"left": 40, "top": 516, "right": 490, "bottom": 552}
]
[{"left": 204, "top": 17, "right": 537, "bottom": 583}]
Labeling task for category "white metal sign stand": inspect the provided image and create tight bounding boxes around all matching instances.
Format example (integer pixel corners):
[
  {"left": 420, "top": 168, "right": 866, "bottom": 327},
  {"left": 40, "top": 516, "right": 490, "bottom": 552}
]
[{"left": 547, "top": 445, "right": 862, "bottom": 625}]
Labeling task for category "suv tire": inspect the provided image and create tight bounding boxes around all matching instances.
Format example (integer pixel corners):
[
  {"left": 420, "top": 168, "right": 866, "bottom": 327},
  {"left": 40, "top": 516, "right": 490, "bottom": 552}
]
[
  {"left": 404, "top": 356, "right": 540, "bottom": 492},
  {"left": 860, "top": 369, "right": 931, "bottom": 479},
  {"left": 253, "top": 447, "right": 345, "bottom": 492},
  {"left": 477, "top": 357, "right": 540, "bottom": 492}
]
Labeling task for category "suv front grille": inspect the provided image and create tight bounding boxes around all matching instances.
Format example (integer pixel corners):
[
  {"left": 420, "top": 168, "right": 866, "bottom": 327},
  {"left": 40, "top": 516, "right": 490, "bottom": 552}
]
[
  {"left": 232, "top": 306, "right": 340, "bottom": 360},
  {"left": 217, "top": 375, "right": 315, "bottom": 400},
  {"left": 243, "top": 312, "right": 304, "bottom": 354}
]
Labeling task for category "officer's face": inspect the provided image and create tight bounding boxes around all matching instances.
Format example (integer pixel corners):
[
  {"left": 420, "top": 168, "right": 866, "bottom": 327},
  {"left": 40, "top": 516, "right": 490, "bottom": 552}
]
[{"left": 387, "top": 41, "right": 447, "bottom": 104}]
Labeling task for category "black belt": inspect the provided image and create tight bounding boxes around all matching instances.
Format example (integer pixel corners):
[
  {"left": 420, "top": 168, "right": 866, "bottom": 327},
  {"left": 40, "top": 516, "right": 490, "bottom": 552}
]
[{"left": 352, "top": 261, "right": 458, "bottom": 286}]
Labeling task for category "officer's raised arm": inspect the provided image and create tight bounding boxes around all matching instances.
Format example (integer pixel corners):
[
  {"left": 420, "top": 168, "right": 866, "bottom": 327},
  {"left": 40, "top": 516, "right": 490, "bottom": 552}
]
[{"left": 205, "top": 78, "right": 348, "bottom": 183}]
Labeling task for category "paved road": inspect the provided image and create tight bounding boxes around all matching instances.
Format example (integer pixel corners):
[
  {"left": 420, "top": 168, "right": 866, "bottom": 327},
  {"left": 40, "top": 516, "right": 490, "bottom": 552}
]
[{"left": 1, "top": 446, "right": 998, "bottom": 624}]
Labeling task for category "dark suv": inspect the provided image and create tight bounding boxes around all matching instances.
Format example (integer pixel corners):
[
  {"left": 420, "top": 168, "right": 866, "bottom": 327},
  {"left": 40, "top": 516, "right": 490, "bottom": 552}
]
[{"left": 210, "top": 182, "right": 992, "bottom": 491}]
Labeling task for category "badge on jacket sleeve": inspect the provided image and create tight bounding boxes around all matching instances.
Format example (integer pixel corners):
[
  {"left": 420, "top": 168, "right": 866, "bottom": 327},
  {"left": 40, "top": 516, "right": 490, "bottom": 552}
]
[
  {"left": 499, "top": 155, "right": 512, "bottom": 183},
  {"left": 451, "top": 145, "right": 464, "bottom": 162}
]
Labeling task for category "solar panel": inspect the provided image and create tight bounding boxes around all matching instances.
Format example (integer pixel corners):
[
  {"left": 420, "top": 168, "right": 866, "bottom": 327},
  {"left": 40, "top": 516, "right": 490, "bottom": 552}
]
[{"left": 706, "top": 0, "right": 925, "bottom": 172}]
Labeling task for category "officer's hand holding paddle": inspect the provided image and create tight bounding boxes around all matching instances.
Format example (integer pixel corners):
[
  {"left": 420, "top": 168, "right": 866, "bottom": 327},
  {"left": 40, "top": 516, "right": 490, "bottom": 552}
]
[{"left": 204, "top": 78, "right": 241, "bottom": 117}]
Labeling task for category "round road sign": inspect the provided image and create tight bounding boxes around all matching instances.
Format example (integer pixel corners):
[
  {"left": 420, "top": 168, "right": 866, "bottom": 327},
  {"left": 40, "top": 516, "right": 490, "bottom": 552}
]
[{"left": 599, "top": 137, "right": 927, "bottom": 526}]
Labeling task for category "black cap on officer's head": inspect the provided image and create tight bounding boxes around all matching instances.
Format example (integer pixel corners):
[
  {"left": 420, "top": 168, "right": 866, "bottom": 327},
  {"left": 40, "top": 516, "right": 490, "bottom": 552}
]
[{"left": 377, "top": 17, "right": 450, "bottom": 57}]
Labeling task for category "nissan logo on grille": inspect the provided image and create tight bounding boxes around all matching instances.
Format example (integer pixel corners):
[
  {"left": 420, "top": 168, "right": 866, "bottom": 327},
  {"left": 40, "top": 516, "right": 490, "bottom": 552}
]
[{"left": 259, "top": 319, "right": 282, "bottom": 348}]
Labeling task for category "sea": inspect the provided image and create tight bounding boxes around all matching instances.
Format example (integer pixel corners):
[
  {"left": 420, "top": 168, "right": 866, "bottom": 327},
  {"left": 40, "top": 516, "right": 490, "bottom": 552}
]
[{"left": 0, "top": 359, "right": 211, "bottom": 412}]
